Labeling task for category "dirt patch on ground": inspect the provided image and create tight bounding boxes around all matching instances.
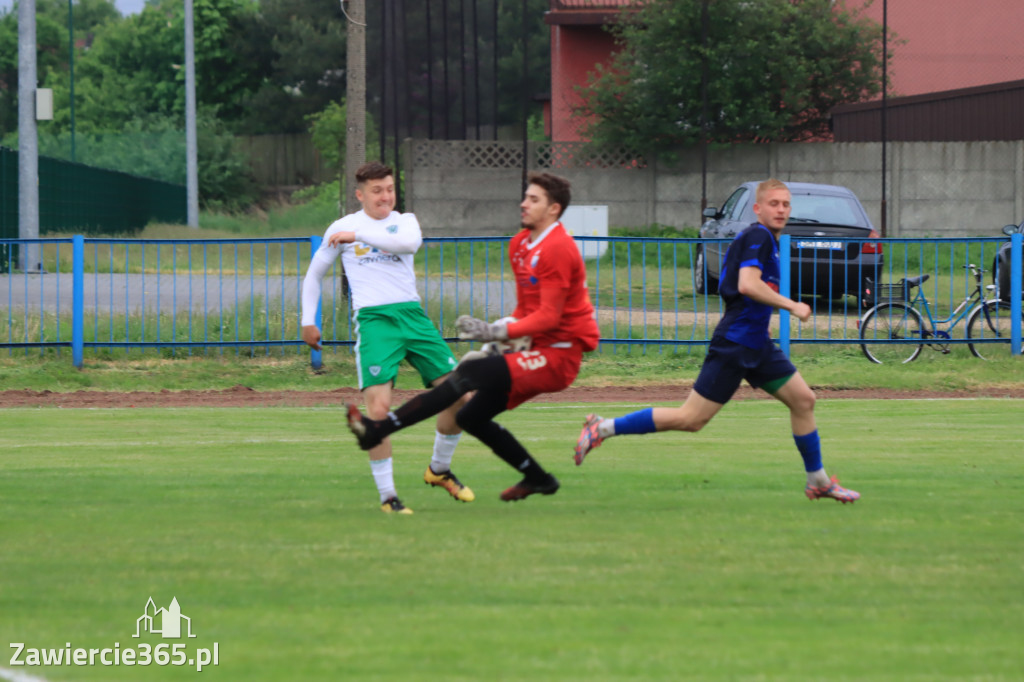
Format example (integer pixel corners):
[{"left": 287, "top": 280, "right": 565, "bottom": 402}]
[{"left": 2, "top": 384, "right": 1023, "bottom": 408}]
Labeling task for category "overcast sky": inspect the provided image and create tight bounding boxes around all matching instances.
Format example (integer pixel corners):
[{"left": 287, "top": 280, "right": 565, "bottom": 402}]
[{"left": 1, "top": 0, "right": 147, "bottom": 16}]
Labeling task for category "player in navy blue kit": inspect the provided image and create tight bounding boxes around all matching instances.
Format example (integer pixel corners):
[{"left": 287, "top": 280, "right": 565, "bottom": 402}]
[{"left": 574, "top": 179, "right": 859, "bottom": 503}]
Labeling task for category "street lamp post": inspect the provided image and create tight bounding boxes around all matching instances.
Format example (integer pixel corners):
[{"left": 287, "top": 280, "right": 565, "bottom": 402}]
[
  {"left": 184, "top": 0, "right": 198, "bottom": 227},
  {"left": 68, "top": 0, "right": 75, "bottom": 162},
  {"left": 880, "top": 0, "right": 888, "bottom": 237}
]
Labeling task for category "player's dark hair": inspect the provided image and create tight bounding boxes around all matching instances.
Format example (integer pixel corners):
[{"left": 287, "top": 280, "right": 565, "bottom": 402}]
[
  {"left": 355, "top": 162, "right": 394, "bottom": 185},
  {"left": 527, "top": 172, "right": 571, "bottom": 218}
]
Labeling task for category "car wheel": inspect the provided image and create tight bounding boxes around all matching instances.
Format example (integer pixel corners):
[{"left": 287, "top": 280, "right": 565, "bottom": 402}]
[{"left": 694, "top": 246, "right": 718, "bottom": 295}]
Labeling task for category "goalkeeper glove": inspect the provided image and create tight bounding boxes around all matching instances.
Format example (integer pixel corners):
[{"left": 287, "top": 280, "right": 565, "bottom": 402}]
[{"left": 456, "top": 315, "right": 510, "bottom": 342}]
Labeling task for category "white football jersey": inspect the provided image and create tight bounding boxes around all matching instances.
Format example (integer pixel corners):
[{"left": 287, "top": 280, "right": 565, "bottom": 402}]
[{"left": 301, "top": 210, "right": 423, "bottom": 324}]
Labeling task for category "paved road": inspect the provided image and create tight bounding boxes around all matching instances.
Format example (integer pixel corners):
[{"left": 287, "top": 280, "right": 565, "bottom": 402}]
[
  {"left": 1, "top": 272, "right": 863, "bottom": 339},
  {"left": 0, "top": 272, "right": 518, "bottom": 319}
]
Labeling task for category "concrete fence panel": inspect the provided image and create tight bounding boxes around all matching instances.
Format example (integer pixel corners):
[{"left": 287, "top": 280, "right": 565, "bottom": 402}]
[{"left": 404, "top": 139, "right": 1024, "bottom": 238}]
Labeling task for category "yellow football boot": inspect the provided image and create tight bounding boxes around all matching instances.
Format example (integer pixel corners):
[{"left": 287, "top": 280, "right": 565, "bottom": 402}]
[{"left": 424, "top": 467, "right": 475, "bottom": 502}]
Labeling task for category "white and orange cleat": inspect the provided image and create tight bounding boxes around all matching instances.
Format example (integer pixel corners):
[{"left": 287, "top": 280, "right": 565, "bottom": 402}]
[{"left": 805, "top": 476, "right": 860, "bottom": 504}]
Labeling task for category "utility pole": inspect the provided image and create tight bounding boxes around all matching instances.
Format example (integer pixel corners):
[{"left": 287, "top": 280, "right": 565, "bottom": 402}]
[
  {"left": 185, "top": 0, "right": 199, "bottom": 227},
  {"left": 343, "top": 0, "right": 366, "bottom": 217},
  {"left": 18, "top": 0, "right": 40, "bottom": 272}
]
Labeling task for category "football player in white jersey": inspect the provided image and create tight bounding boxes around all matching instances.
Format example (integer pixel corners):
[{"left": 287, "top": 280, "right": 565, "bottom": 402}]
[{"left": 301, "top": 162, "right": 471, "bottom": 514}]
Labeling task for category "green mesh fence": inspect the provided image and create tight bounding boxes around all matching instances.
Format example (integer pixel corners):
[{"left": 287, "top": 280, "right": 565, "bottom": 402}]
[
  {"left": 0, "top": 146, "right": 186, "bottom": 272},
  {"left": 1, "top": 147, "right": 16, "bottom": 273}
]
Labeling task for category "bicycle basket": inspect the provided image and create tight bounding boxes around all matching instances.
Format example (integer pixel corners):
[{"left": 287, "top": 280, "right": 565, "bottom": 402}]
[{"left": 877, "top": 282, "right": 907, "bottom": 303}]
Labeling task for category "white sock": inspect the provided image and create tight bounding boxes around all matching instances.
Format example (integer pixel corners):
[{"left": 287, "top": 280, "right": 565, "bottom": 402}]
[
  {"left": 598, "top": 418, "right": 616, "bottom": 438},
  {"left": 370, "top": 457, "right": 397, "bottom": 502},
  {"left": 430, "top": 431, "right": 462, "bottom": 473},
  {"left": 807, "top": 468, "right": 831, "bottom": 488}
]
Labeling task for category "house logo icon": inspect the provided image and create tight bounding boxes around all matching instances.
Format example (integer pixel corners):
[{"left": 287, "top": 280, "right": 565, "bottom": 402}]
[{"left": 133, "top": 597, "right": 197, "bottom": 639}]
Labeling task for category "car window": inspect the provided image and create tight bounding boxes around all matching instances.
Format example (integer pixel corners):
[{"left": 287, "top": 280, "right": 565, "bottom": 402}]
[
  {"left": 721, "top": 189, "right": 747, "bottom": 220},
  {"left": 789, "top": 195, "right": 864, "bottom": 227},
  {"left": 730, "top": 190, "right": 751, "bottom": 220}
]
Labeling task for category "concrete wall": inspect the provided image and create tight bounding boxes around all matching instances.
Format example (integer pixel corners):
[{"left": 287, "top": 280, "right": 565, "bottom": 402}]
[{"left": 403, "top": 139, "right": 1024, "bottom": 238}]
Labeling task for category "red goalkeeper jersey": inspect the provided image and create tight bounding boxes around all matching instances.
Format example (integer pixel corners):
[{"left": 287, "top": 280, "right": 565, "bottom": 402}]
[{"left": 505, "top": 222, "right": 600, "bottom": 352}]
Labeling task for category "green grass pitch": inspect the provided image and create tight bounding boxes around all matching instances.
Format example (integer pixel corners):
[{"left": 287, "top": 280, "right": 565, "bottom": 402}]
[{"left": 1, "top": 399, "right": 1022, "bottom": 681}]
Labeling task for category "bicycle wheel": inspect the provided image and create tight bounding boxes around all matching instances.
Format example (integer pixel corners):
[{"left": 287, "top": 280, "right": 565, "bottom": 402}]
[
  {"left": 967, "top": 301, "right": 1019, "bottom": 360},
  {"left": 859, "top": 303, "right": 925, "bottom": 364}
]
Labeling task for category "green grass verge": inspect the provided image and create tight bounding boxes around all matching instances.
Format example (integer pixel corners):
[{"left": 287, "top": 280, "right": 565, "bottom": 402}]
[
  {"left": 1, "top": 400, "right": 1021, "bottom": 681},
  {"left": 1, "top": 343, "right": 1022, "bottom": 394}
]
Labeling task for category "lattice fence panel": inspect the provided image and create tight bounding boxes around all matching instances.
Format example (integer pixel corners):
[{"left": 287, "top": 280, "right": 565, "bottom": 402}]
[
  {"left": 538, "top": 142, "right": 647, "bottom": 170},
  {"left": 412, "top": 140, "right": 647, "bottom": 170},
  {"left": 412, "top": 140, "right": 525, "bottom": 169}
]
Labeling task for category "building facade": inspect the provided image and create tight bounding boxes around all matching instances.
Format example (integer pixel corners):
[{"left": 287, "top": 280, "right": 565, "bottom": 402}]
[{"left": 545, "top": 0, "right": 1024, "bottom": 142}]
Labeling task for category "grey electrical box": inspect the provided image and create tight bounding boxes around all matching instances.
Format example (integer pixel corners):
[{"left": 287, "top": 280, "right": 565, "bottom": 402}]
[
  {"left": 36, "top": 89, "right": 53, "bottom": 121},
  {"left": 561, "top": 205, "right": 609, "bottom": 260}
]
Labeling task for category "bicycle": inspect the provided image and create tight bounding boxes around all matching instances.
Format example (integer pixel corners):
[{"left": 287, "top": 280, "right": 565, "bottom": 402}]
[{"left": 858, "top": 264, "right": 1020, "bottom": 363}]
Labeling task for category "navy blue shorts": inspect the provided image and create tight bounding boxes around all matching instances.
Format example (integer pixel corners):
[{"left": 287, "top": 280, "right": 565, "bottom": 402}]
[{"left": 692, "top": 339, "right": 797, "bottom": 404}]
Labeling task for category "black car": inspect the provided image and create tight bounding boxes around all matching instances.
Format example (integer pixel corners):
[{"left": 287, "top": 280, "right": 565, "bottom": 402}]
[
  {"left": 696, "top": 182, "right": 883, "bottom": 302},
  {"left": 992, "top": 220, "right": 1024, "bottom": 303}
]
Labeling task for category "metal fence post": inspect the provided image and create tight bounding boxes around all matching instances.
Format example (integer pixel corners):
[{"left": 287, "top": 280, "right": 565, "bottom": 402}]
[
  {"left": 778, "top": 234, "right": 791, "bottom": 357},
  {"left": 72, "top": 234, "right": 83, "bottom": 368},
  {"left": 1011, "top": 232, "right": 1022, "bottom": 355},
  {"left": 309, "top": 235, "right": 322, "bottom": 370}
]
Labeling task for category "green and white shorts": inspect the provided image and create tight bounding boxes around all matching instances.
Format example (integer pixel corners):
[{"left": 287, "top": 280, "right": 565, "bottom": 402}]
[{"left": 353, "top": 301, "right": 457, "bottom": 390}]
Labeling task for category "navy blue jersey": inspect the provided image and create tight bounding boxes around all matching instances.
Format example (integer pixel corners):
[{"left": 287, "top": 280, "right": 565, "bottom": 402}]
[{"left": 713, "top": 223, "right": 780, "bottom": 349}]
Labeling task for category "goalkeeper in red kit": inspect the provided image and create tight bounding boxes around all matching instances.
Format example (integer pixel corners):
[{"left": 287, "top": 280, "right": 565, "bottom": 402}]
[{"left": 345, "top": 172, "right": 600, "bottom": 501}]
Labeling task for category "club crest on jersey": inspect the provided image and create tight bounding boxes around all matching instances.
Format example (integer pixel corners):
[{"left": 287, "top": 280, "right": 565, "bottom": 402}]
[
  {"left": 386, "top": 224, "right": 398, "bottom": 234},
  {"left": 525, "top": 250, "right": 541, "bottom": 285}
]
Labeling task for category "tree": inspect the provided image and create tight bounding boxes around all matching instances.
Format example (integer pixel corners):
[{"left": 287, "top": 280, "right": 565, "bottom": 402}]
[
  {"left": 3, "top": 0, "right": 348, "bottom": 137},
  {"left": 495, "top": 0, "right": 551, "bottom": 130},
  {"left": 0, "top": 0, "right": 333, "bottom": 210},
  {"left": 231, "top": 0, "right": 348, "bottom": 134},
  {"left": 577, "top": 0, "right": 887, "bottom": 150},
  {"left": 48, "top": 0, "right": 263, "bottom": 133},
  {"left": 0, "top": 2, "right": 68, "bottom": 137},
  {"left": 63, "top": 0, "right": 121, "bottom": 35},
  {"left": 304, "top": 99, "right": 380, "bottom": 204},
  {"left": 306, "top": 100, "right": 380, "bottom": 175}
]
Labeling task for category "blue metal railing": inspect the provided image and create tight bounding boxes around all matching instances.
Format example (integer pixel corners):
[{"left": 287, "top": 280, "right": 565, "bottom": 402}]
[{"left": 0, "top": 234, "right": 1020, "bottom": 368}]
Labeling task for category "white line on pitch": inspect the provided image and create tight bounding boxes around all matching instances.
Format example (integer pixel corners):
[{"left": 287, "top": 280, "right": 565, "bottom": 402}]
[{"left": 0, "top": 667, "right": 51, "bottom": 682}]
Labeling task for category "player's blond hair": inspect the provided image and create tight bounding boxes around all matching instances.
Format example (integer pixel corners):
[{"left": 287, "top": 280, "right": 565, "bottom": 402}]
[{"left": 755, "top": 178, "right": 789, "bottom": 203}]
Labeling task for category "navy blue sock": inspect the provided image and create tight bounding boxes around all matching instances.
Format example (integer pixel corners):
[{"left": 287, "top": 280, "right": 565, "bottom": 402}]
[
  {"left": 613, "top": 408, "right": 657, "bottom": 436},
  {"left": 793, "top": 430, "right": 823, "bottom": 472}
]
